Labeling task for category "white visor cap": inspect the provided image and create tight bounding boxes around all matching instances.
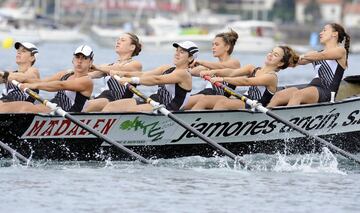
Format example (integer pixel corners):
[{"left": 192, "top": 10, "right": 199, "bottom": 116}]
[
  {"left": 173, "top": 41, "right": 199, "bottom": 59},
  {"left": 14, "top": 42, "right": 39, "bottom": 57},
  {"left": 74, "top": 45, "right": 94, "bottom": 59}
]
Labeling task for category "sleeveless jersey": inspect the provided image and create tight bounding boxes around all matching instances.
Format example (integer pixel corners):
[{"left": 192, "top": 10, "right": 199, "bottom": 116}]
[
  {"left": 50, "top": 73, "right": 90, "bottom": 112},
  {"left": 98, "top": 61, "right": 134, "bottom": 100},
  {"left": 245, "top": 67, "right": 276, "bottom": 106},
  {"left": 150, "top": 67, "right": 191, "bottom": 111},
  {"left": 0, "top": 70, "right": 38, "bottom": 103},
  {"left": 312, "top": 59, "right": 345, "bottom": 93}
]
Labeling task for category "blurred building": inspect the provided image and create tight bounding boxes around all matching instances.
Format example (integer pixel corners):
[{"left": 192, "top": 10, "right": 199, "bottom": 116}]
[
  {"left": 343, "top": 2, "right": 360, "bottom": 28},
  {"left": 208, "top": 0, "right": 276, "bottom": 20},
  {"left": 296, "top": 0, "right": 343, "bottom": 24}
]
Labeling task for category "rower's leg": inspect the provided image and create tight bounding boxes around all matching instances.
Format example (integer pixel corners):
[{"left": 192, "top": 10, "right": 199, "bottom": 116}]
[
  {"left": 0, "top": 102, "right": 49, "bottom": 113},
  {"left": 192, "top": 95, "right": 225, "bottom": 110},
  {"left": 183, "top": 94, "right": 204, "bottom": 110},
  {"left": 268, "top": 87, "right": 299, "bottom": 107},
  {"left": 102, "top": 99, "right": 137, "bottom": 112},
  {"left": 287, "top": 86, "right": 319, "bottom": 106},
  {"left": 132, "top": 103, "right": 154, "bottom": 112},
  {"left": 213, "top": 98, "right": 245, "bottom": 110},
  {"left": 0, "top": 101, "right": 32, "bottom": 113},
  {"left": 84, "top": 98, "right": 109, "bottom": 112}
]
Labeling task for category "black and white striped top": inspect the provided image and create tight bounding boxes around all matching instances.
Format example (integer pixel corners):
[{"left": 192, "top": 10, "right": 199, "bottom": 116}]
[
  {"left": 1, "top": 70, "right": 38, "bottom": 102},
  {"left": 245, "top": 67, "right": 276, "bottom": 106},
  {"left": 102, "top": 76, "right": 133, "bottom": 99},
  {"left": 99, "top": 61, "right": 134, "bottom": 99},
  {"left": 204, "top": 79, "right": 236, "bottom": 97},
  {"left": 149, "top": 67, "right": 191, "bottom": 111},
  {"left": 50, "top": 73, "right": 90, "bottom": 112},
  {"left": 312, "top": 59, "right": 345, "bottom": 93}
]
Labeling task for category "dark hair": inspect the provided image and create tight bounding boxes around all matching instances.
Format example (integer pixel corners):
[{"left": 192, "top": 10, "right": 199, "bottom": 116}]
[
  {"left": 126, "top": 32, "right": 142, "bottom": 56},
  {"left": 29, "top": 52, "right": 36, "bottom": 66},
  {"left": 278, "top": 46, "right": 299, "bottom": 70},
  {"left": 215, "top": 28, "right": 238, "bottom": 55},
  {"left": 330, "top": 23, "right": 350, "bottom": 66}
]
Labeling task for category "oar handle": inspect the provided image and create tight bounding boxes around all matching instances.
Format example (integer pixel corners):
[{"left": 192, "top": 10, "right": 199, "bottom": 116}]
[{"left": 203, "top": 75, "right": 222, "bottom": 87}]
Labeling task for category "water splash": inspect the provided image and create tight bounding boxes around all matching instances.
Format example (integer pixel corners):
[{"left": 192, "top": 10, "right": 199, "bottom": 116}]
[{"left": 273, "top": 147, "right": 346, "bottom": 175}]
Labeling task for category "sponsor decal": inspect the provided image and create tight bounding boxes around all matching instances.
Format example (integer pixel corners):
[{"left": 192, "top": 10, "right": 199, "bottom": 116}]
[
  {"left": 343, "top": 110, "right": 360, "bottom": 126},
  {"left": 23, "top": 117, "right": 117, "bottom": 138},
  {"left": 119, "top": 116, "right": 167, "bottom": 142},
  {"left": 171, "top": 109, "right": 346, "bottom": 143},
  {"left": 21, "top": 108, "right": 360, "bottom": 143}
]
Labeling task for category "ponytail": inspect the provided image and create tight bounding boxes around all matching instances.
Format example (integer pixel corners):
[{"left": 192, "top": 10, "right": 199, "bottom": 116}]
[{"left": 330, "top": 23, "right": 350, "bottom": 66}]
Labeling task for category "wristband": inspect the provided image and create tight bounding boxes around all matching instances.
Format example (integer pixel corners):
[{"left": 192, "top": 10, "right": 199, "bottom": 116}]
[{"left": 131, "top": 77, "right": 140, "bottom": 84}]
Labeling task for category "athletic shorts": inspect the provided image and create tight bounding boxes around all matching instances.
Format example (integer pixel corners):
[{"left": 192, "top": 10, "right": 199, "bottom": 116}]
[
  {"left": 0, "top": 93, "right": 36, "bottom": 103},
  {"left": 135, "top": 94, "right": 180, "bottom": 111},
  {"left": 307, "top": 78, "right": 331, "bottom": 103},
  {"left": 95, "top": 89, "right": 133, "bottom": 102}
]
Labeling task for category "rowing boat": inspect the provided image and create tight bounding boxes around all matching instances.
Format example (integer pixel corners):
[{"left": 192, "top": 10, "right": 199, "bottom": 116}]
[{"left": 1, "top": 76, "right": 360, "bottom": 161}]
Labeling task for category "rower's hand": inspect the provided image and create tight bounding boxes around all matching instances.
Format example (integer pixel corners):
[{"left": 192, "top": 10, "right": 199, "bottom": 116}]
[
  {"left": 117, "top": 77, "right": 131, "bottom": 85},
  {"left": 19, "top": 83, "right": 30, "bottom": 91},
  {"left": 199, "top": 70, "right": 213, "bottom": 78},
  {"left": 210, "top": 77, "right": 224, "bottom": 83},
  {"left": 109, "top": 70, "right": 123, "bottom": 77}
]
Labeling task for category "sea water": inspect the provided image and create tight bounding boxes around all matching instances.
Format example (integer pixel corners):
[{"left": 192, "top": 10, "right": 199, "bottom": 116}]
[{"left": 0, "top": 41, "right": 360, "bottom": 213}]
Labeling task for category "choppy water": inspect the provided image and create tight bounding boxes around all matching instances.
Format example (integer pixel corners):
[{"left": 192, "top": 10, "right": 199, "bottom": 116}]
[
  {"left": 1, "top": 41, "right": 360, "bottom": 212},
  {"left": 1, "top": 150, "right": 360, "bottom": 213}
]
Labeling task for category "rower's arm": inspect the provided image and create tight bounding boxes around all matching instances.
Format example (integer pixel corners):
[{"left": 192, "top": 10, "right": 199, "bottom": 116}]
[
  {"left": 203, "top": 64, "right": 252, "bottom": 77},
  {"left": 28, "top": 71, "right": 68, "bottom": 83},
  {"left": 92, "top": 61, "right": 143, "bottom": 78},
  {"left": 113, "top": 65, "right": 169, "bottom": 77},
  {"left": 223, "top": 73, "right": 276, "bottom": 88},
  {"left": 189, "top": 65, "right": 208, "bottom": 76},
  {"left": 139, "top": 68, "right": 186, "bottom": 85},
  {"left": 25, "top": 76, "right": 93, "bottom": 93},
  {"left": 191, "top": 59, "right": 240, "bottom": 76},
  {"left": 110, "top": 61, "right": 142, "bottom": 72},
  {"left": 88, "top": 70, "right": 106, "bottom": 79},
  {"left": 7, "top": 67, "right": 40, "bottom": 83},
  {"left": 196, "top": 59, "right": 240, "bottom": 70},
  {"left": 300, "top": 47, "right": 346, "bottom": 63}
]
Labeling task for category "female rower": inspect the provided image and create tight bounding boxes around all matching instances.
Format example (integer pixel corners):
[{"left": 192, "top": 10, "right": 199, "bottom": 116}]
[
  {"left": 184, "top": 29, "right": 240, "bottom": 109},
  {"left": 268, "top": 23, "right": 350, "bottom": 107},
  {"left": 191, "top": 45, "right": 299, "bottom": 110},
  {"left": 0, "top": 45, "right": 94, "bottom": 113},
  {"left": 102, "top": 41, "right": 199, "bottom": 112},
  {"left": 0, "top": 42, "right": 40, "bottom": 103},
  {"left": 85, "top": 33, "right": 142, "bottom": 112}
]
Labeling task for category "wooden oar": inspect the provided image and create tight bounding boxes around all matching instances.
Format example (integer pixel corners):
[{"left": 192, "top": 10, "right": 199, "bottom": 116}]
[
  {"left": 113, "top": 75, "right": 248, "bottom": 167},
  {"left": 0, "top": 141, "right": 29, "bottom": 163},
  {"left": 204, "top": 75, "right": 360, "bottom": 164},
  {"left": 12, "top": 80, "right": 150, "bottom": 164}
]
